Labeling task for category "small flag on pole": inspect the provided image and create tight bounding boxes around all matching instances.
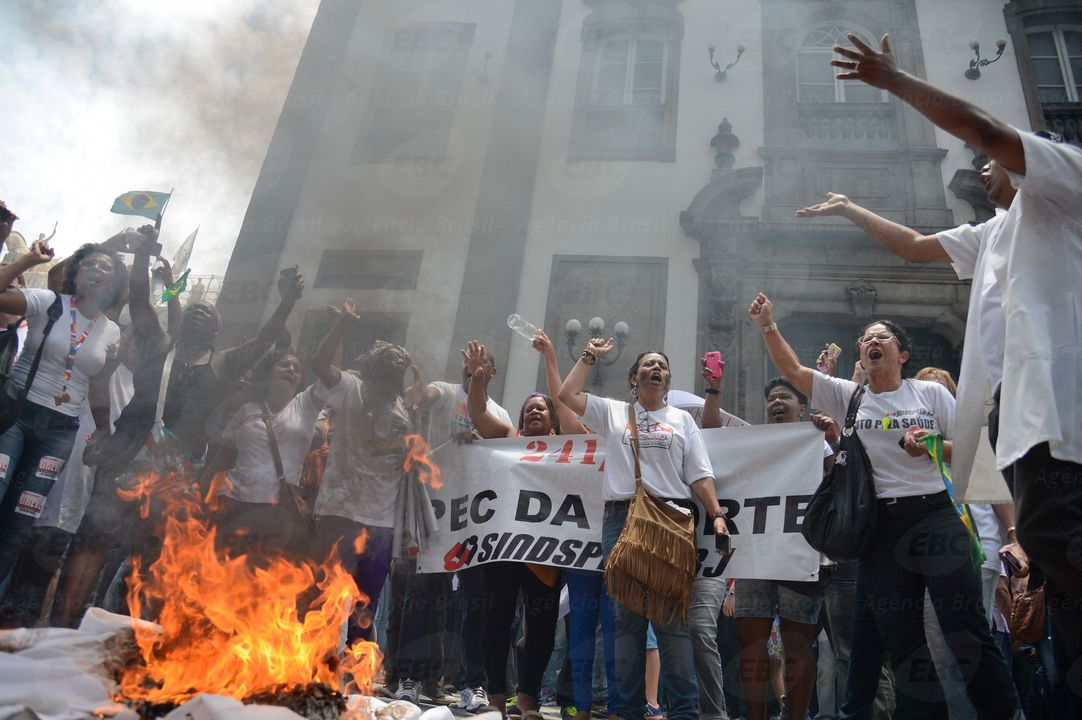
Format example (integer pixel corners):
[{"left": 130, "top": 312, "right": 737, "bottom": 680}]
[
  {"left": 158, "top": 268, "right": 191, "bottom": 305},
  {"left": 110, "top": 190, "right": 172, "bottom": 220}
]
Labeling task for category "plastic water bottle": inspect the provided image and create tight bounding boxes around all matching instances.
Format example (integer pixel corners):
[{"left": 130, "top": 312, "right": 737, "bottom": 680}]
[{"left": 507, "top": 313, "right": 541, "bottom": 341}]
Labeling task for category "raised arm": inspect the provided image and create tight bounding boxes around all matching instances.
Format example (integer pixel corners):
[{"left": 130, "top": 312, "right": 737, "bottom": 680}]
[
  {"left": 834, "top": 34, "right": 1024, "bottom": 174},
  {"left": 558, "top": 337, "right": 615, "bottom": 417},
  {"left": 795, "top": 193, "right": 949, "bottom": 262},
  {"left": 700, "top": 355, "right": 725, "bottom": 429},
  {"left": 151, "top": 259, "right": 182, "bottom": 340},
  {"left": 215, "top": 267, "right": 304, "bottom": 383},
  {"left": 126, "top": 227, "right": 170, "bottom": 349},
  {"left": 747, "top": 292, "right": 814, "bottom": 399},
  {"left": 313, "top": 297, "right": 357, "bottom": 389},
  {"left": 464, "top": 340, "right": 515, "bottom": 439},
  {"left": 0, "top": 241, "right": 54, "bottom": 315},
  {"left": 533, "top": 329, "right": 588, "bottom": 434}
]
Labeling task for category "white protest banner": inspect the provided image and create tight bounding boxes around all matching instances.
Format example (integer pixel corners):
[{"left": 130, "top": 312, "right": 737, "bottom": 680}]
[
  {"left": 700, "top": 423, "right": 824, "bottom": 582},
  {"left": 417, "top": 423, "right": 824, "bottom": 582},
  {"left": 417, "top": 435, "right": 606, "bottom": 574}
]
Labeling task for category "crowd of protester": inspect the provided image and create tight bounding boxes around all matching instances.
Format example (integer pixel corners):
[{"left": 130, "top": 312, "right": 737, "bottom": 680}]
[{"left": 0, "top": 30, "right": 1079, "bottom": 720}]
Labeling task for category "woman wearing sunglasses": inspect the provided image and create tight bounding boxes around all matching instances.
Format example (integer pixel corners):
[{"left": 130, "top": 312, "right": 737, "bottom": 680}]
[
  {"left": 747, "top": 292, "right": 1019, "bottom": 719},
  {"left": 0, "top": 238, "right": 126, "bottom": 598}
]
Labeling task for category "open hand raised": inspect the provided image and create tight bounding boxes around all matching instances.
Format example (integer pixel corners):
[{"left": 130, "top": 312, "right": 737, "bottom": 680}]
[
  {"left": 795, "top": 192, "right": 852, "bottom": 219},
  {"left": 831, "top": 33, "right": 902, "bottom": 90}
]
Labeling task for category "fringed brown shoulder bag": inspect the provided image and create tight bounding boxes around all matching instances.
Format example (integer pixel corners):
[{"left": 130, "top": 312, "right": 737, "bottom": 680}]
[{"left": 605, "top": 403, "right": 697, "bottom": 625}]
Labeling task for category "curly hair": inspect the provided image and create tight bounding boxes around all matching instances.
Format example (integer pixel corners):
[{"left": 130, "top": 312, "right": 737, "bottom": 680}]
[
  {"left": 357, "top": 340, "right": 411, "bottom": 382},
  {"left": 63, "top": 243, "right": 128, "bottom": 309}
]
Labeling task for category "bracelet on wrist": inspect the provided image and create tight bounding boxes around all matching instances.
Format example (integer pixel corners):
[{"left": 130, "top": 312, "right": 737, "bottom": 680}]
[
  {"left": 704, "top": 388, "right": 720, "bottom": 396},
  {"left": 761, "top": 322, "right": 778, "bottom": 334},
  {"left": 580, "top": 350, "right": 598, "bottom": 366}
]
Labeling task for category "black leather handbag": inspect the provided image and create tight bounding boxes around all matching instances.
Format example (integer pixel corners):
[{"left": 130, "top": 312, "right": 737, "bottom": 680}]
[
  {"left": 801, "top": 385, "right": 878, "bottom": 562},
  {"left": 0, "top": 293, "right": 63, "bottom": 434}
]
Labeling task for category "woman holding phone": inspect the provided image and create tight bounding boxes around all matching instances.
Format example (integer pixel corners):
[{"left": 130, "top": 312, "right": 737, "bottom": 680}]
[{"left": 559, "top": 341, "right": 729, "bottom": 720}]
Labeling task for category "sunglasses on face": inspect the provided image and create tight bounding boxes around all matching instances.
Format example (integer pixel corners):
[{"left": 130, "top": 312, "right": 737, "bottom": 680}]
[
  {"left": 79, "top": 257, "right": 116, "bottom": 273},
  {"left": 857, "top": 332, "right": 896, "bottom": 345}
]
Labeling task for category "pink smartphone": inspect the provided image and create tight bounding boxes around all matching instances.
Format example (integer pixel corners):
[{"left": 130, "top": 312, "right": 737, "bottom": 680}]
[{"left": 704, "top": 351, "right": 724, "bottom": 380}]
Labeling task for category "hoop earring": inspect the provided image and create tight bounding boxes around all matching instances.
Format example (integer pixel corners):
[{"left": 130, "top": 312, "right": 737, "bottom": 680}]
[{"left": 631, "top": 386, "right": 638, "bottom": 399}]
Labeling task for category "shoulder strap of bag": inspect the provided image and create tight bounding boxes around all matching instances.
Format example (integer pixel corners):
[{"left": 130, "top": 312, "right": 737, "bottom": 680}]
[
  {"left": 20, "top": 293, "right": 64, "bottom": 400},
  {"left": 626, "top": 403, "right": 642, "bottom": 483},
  {"left": 841, "top": 384, "right": 866, "bottom": 437},
  {"left": 260, "top": 401, "right": 287, "bottom": 483}
]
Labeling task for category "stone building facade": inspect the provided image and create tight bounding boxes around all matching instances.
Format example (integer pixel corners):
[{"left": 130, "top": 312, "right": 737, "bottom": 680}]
[{"left": 218, "top": 0, "right": 1081, "bottom": 422}]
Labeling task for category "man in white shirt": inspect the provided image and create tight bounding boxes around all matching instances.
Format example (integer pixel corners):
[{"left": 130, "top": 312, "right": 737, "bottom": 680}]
[{"left": 798, "top": 32, "right": 1082, "bottom": 700}]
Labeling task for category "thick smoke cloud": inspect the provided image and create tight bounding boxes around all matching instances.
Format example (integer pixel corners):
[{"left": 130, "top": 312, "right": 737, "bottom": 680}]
[{"left": 1, "top": 1, "right": 318, "bottom": 275}]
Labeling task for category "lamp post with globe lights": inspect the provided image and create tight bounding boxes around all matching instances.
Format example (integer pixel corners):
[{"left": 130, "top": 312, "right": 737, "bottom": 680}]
[{"left": 564, "top": 316, "right": 630, "bottom": 387}]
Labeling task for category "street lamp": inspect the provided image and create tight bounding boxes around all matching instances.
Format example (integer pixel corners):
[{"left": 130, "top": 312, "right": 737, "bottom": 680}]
[
  {"left": 708, "top": 43, "right": 746, "bottom": 82},
  {"left": 565, "top": 316, "right": 630, "bottom": 387},
  {"left": 964, "top": 39, "right": 1006, "bottom": 80}
]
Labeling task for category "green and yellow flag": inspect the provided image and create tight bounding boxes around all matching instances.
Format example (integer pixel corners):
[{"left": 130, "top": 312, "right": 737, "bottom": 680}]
[
  {"left": 923, "top": 432, "right": 986, "bottom": 568},
  {"left": 157, "top": 268, "right": 191, "bottom": 305},
  {"left": 110, "top": 190, "right": 171, "bottom": 220}
]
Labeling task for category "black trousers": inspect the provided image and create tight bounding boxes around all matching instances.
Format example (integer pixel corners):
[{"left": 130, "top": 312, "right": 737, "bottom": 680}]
[
  {"left": 394, "top": 569, "right": 452, "bottom": 683},
  {"left": 989, "top": 390, "right": 1082, "bottom": 713},
  {"left": 863, "top": 492, "right": 1019, "bottom": 719},
  {"left": 482, "top": 562, "right": 560, "bottom": 697}
]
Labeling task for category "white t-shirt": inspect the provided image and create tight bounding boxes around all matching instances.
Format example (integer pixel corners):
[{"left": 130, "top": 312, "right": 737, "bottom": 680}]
[
  {"left": 580, "top": 395, "right": 714, "bottom": 501},
  {"left": 969, "top": 503, "right": 1002, "bottom": 574},
  {"left": 12, "top": 290, "right": 120, "bottom": 417},
  {"left": 423, "top": 380, "right": 513, "bottom": 447},
  {"left": 811, "top": 373, "right": 955, "bottom": 499},
  {"left": 315, "top": 371, "right": 412, "bottom": 528},
  {"left": 993, "top": 132, "right": 1082, "bottom": 469},
  {"left": 218, "top": 386, "right": 324, "bottom": 504},
  {"left": 938, "top": 212, "right": 1008, "bottom": 387}
]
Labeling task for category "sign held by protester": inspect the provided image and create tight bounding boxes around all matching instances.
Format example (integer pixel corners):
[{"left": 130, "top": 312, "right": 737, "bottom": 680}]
[{"left": 417, "top": 423, "right": 824, "bottom": 581}]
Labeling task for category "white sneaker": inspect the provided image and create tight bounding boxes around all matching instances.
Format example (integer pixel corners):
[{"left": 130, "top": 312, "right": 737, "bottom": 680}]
[
  {"left": 395, "top": 678, "right": 420, "bottom": 704},
  {"left": 457, "top": 686, "right": 489, "bottom": 712}
]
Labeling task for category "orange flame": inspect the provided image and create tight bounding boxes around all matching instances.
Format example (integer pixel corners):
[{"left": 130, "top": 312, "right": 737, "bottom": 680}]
[
  {"left": 403, "top": 434, "right": 442, "bottom": 489},
  {"left": 116, "top": 468, "right": 380, "bottom": 704}
]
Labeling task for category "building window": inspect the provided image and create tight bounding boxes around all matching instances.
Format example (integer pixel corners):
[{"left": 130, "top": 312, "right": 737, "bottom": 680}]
[
  {"left": 351, "top": 22, "right": 475, "bottom": 164},
  {"left": 568, "top": 3, "right": 683, "bottom": 162},
  {"left": 314, "top": 249, "right": 423, "bottom": 290},
  {"left": 593, "top": 35, "right": 667, "bottom": 106},
  {"left": 1026, "top": 26, "right": 1082, "bottom": 103},
  {"left": 797, "top": 26, "right": 885, "bottom": 103}
]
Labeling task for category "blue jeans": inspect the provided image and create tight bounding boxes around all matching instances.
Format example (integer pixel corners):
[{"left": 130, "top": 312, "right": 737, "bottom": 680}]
[
  {"left": 688, "top": 577, "right": 730, "bottom": 719},
  {"left": 0, "top": 402, "right": 79, "bottom": 595},
  {"left": 566, "top": 568, "right": 620, "bottom": 712},
  {"left": 603, "top": 500, "right": 699, "bottom": 720}
]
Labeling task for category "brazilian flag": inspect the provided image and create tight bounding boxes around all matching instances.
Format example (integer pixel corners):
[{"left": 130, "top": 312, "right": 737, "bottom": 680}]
[
  {"left": 157, "top": 268, "right": 191, "bottom": 305},
  {"left": 110, "top": 190, "right": 171, "bottom": 220}
]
